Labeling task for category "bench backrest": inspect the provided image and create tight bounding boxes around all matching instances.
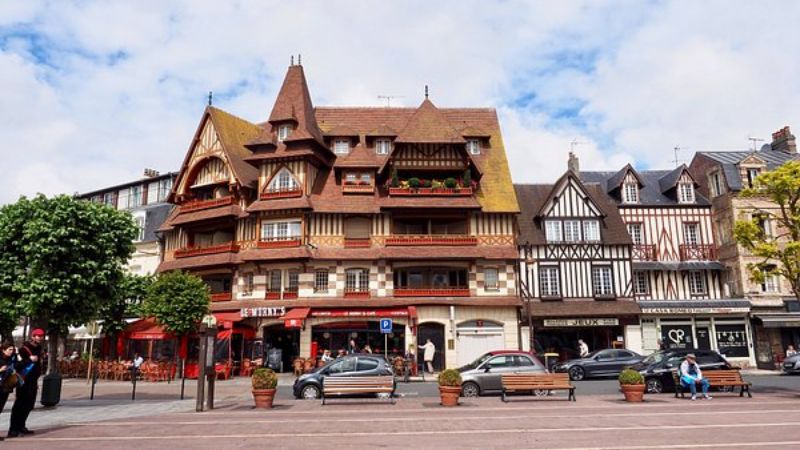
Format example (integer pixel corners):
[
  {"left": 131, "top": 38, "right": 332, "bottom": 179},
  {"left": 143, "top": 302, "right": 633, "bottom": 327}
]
[
  {"left": 501, "top": 373, "right": 571, "bottom": 387},
  {"left": 703, "top": 370, "right": 745, "bottom": 383},
  {"left": 323, "top": 376, "right": 394, "bottom": 390}
]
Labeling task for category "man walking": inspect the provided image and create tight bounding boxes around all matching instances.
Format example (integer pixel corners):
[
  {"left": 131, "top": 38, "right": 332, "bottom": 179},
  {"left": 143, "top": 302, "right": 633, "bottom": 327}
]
[
  {"left": 8, "top": 328, "right": 44, "bottom": 438},
  {"left": 418, "top": 339, "right": 436, "bottom": 374}
]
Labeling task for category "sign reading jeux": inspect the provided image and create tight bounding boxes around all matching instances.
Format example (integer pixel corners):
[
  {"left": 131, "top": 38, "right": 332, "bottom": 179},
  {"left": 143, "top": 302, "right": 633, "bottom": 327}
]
[{"left": 543, "top": 318, "right": 619, "bottom": 327}]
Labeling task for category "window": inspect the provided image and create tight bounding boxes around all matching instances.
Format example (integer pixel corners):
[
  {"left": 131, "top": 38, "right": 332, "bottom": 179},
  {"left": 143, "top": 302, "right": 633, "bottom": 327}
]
[
  {"left": 375, "top": 139, "right": 391, "bottom": 155},
  {"left": 346, "top": 268, "right": 369, "bottom": 292},
  {"left": 539, "top": 267, "right": 560, "bottom": 297},
  {"left": 287, "top": 271, "right": 299, "bottom": 293},
  {"left": 583, "top": 220, "right": 600, "bottom": 242},
  {"left": 545, "top": 220, "right": 562, "bottom": 242},
  {"left": 328, "top": 357, "right": 356, "bottom": 374},
  {"left": 678, "top": 182, "right": 695, "bottom": 203},
  {"left": 242, "top": 273, "right": 254, "bottom": 296},
  {"left": 466, "top": 139, "right": 480, "bottom": 155},
  {"left": 564, "top": 220, "right": 581, "bottom": 242},
  {"left": 261, "top": 220, "right": 302, "bottom": 240},
  {"left": 486, "top": 356, "right": 512, "bottom": 367},
  {"left": 627, "top": 223, "right": 643, "bottom": 245},
  {"left": 633, "top": 271, "right": 649, "bottom": 295},
  {"left": 334, "top": 138, "right": 350, "bottom": 154},
  {"left": 688, "top": 271, "right": 706, "bottom": 295},
  {"left": 710, "top": 171, "right": 723, "bottom": 197},
  {"left": 277, "top": 124, "right": 291, "bottom": 142},
  {"left": 134, "top": 216, "right": 145, "bottom": 242},
  {"left": 516, "top": 356, "right": 535, "bottom": 366},
  {"left": 683, "top": 223, "right": 699, "bottom": 246},
  {"left": 360, "top": 172, "right": 372, "bottom": 185},
  {"left": 592, "top": 266, "right": 613, "bottom": 297},
  {"left": 484, "top": 268, "right": 499, "bottom": 291},
  {"left": 746, "top": 168, "right": 760, "bottom": 188},
  {"left": 269, "top": 270, "right": 282, "bottom": 292},
  {"left": 103, "top": 192, "right": 115, "bottom": 206},
  {"left": 356, "top": 358, "right": 379, "bottom": 372},
  {"left": 623, "top": 182, "right": 639, "bottom": 203},
  {"left": 761, "top": 267, "right": 780, "bottom": 293},
  {"left": 129, "top": 185, "right": 143, "bottom": 208},
  {"left": 314, "top": 269, "right": 329, "bottom": 293},
  {"left": 754, "top": 215, "right": 772, "bottom": 238},
  {"left": 158, "top": 178, "right": 172, "bottom": 202},
  {"left": 267, "top": 168, "right": 299, "bottom": 192}
]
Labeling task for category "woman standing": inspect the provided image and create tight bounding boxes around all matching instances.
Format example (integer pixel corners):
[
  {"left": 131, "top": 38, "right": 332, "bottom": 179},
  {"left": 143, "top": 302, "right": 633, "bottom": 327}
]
[{"left": 0, "top": 341, "right": 18, "bottom": 441}]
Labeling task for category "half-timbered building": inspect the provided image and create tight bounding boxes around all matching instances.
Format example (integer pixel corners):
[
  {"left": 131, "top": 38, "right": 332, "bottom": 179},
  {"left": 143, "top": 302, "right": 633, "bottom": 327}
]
[
  {"left": 516, "top": 160, "right": 638, "bottom": 360},
  {"left": 156, "top": 62, "right": 520, "bottom": 370}
]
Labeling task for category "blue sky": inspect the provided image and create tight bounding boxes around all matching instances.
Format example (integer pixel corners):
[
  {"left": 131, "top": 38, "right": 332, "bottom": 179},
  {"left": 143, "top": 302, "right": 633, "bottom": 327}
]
[{"left": 2, "top": 0, "right": 799, "bottom": 204}]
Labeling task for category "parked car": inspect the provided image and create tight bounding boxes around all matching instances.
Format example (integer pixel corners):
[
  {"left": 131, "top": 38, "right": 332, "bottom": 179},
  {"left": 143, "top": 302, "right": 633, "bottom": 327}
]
[
  {"left": 458, "top": 350, "right": 547, "bottom": 397},
  {"left": 629, "top": 349, "right": 732, "bottom": 393},
  {"left": 782, "top": 353, "right": 800, "bottom": 374},
  {"left": 292, "top": 354, "right": 394, "bottom": 399},
  {"left": 552, "top": 349, "right": 643, "bottom": 381}
]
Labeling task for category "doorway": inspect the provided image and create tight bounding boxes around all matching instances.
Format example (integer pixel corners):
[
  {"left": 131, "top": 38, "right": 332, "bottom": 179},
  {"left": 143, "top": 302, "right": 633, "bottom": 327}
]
[
  {"left": 417, "top": 322, "right": 445, "bottom": 371},
  {"left": 696, "top": 327, "right": 711, "bottom": 350},
  {"left": 262, "top": 325, "right": 299, "bottom": 373}
]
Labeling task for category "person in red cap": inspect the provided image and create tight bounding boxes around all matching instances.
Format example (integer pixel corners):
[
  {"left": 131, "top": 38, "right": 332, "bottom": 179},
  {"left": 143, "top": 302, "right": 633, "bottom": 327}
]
[{"left": 7, "top": 328, "right": 44, "bottom": 438}]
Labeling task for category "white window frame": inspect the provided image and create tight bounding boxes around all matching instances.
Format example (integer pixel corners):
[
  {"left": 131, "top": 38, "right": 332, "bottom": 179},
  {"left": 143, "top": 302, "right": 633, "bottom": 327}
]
[
  {"left": 103, "top": 192, "right": 115, "bottom": 206},
  {"left": 683, "top": 223, "right": 700, "bottom": 246},
  {"left": 314, "top": 269, "right": 329, "bottom": 293},
  {"left": 277, "top": 124, "right": 291, "bottom": 142},
  {"left": 545, "top": 220, "right": 563, "bottom": 242},
  {"left": 466, "top": 139, "right": 480, "bottom": 155},
  {"left": 375, "top": 139, "right": 391, "bottom": 155},
  {"left": 129, "top": 185, "right": 143, "bottom": 208},
  {"left": 746, "top": 168, "right": 760, "bottom": 188},
  {"left": 591, "top": 266, "right": 613, "bottom": 297},
  {"left": 334, "top": 138, "right": 350, "bottom": 154},
  {"left": 688, "top": 271, "right": 706, "bottom": 295},
  {"left": 260, "top": 219, "right": 302, "bottom": 241},
  {"left": 267, "top": 168, "right": 299, "bottom": 192},
  {"left": 710, "top": 171, "right": 723, "bottom": 197},
  {"left": 623, "top": 182, "right": 639, "bottom": 204},
  {"left": 761, "top": 268, "right": 780, "bottom": 293},
  {"left": 539, "top": 266, "right": 561, "bottom": 297},
  {"left": 134, "top": 215, "right": 145, "bottom": 242},
  {"left": 627, "top": 223, "right": 643, "bottom": 245},
  {"left": 633, "top": 271, "right": 649, "bottom": 295},
  {"left": 484, "top": 268, "right": 499, "bottom": 291},
  {"left": 678, "top": 182, "right": 695, "bottom": 204},
  {"left": 242, "top": 273, "right": 254, "bottom": 296},
  {"left": 583, "top": 220, "right": 600, "bottom": 242},
  {"left": 755, "top": 214, "right": 772, "bottom": 238},
  {"left": 287, "top": 270, "right": 299, "bottom": 293},
  {"left": 345, "top": 268, "right": 369, "bottom": 292},
  {"left": 269, "top": 270, "right": 282, "bottom": 292},
  {"left": 158, "top": 179, "right": 172, "bottom": 202},
  {"left": 563, "top": 220, "right": 581, "bottom": 242}
]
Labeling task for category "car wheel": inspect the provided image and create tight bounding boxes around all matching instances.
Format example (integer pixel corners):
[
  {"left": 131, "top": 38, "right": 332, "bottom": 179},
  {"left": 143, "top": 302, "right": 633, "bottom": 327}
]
[
  {"left": 646, "top": 378, "right": 663, "bottom": 394},
  {"left": 568, "top": 366, "right": 585, "bottom": 381},
  {"left": 300, "top": 385, "right": 320, "bottom": 400},
  {"left": 461, "top": 382, "right": 480, "bottom": 398}
]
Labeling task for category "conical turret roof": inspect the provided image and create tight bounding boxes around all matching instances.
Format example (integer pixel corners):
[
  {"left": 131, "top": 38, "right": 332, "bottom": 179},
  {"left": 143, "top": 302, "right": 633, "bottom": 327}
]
[{"left": 267, "top": 64, "right": 325, "bottom": 145}]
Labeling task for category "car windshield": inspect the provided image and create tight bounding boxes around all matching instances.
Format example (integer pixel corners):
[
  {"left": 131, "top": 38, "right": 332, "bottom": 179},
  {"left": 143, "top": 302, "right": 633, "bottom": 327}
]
[
  {"left": 461, "top": 353, "right": 495, "bottom": 370},
  {"left": 641, "top": 351, "right": 668, "bottom": 365}
]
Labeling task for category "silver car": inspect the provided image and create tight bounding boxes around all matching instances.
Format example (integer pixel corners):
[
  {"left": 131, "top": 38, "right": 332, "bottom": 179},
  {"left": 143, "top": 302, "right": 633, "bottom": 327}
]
[
  {"left": 458, "top": 351, "right": 547, "bottom": 397},
  {"left": 783, "top": 353, "right": 800, "bottom": 374}
]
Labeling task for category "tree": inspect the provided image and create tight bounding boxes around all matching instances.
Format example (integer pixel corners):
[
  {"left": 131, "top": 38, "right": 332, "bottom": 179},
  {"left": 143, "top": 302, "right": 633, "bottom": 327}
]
[
  {"left": 142, "top": 271, "right": 210, "bottom": 338},
  {"left": 0, "top": 194, "right": 137, "bottom": 373},
  {"left": 734, "top": 161, "right": 800, "bottom": 301},
  {"left": 99, "top": 272, "right": 152, "bottom": 357}
]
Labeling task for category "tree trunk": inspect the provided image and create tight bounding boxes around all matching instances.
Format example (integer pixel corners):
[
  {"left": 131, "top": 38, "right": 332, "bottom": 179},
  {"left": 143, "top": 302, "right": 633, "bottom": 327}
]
[{"left": 47, "top": 330, "right": 60, "bottom": 375}]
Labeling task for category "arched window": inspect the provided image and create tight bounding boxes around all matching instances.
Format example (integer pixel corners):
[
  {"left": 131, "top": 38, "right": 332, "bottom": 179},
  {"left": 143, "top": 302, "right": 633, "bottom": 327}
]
[
  {"left": 345, "top": 268, "right": 369, "bottom": 292},
  {"left": 267, "top": 168, "right": 299, "bottom": 193}
]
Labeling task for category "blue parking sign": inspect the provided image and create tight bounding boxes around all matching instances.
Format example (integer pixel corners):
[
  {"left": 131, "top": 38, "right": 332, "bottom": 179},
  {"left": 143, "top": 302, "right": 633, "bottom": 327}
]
[{"left": 380, "top": 318, "right": 392, "bottom": 334}]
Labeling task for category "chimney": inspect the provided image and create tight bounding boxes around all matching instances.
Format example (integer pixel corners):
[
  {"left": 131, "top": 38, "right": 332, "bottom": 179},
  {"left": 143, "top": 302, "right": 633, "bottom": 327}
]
[
  {"left": 568, "top": 151, "right": 580, "bottom": 174},
  {"left": 143, "top": 168, "right": 160, "bottom": 178},
  {"left": 770, "top": 126, "right": 797, "bottom": 153}
]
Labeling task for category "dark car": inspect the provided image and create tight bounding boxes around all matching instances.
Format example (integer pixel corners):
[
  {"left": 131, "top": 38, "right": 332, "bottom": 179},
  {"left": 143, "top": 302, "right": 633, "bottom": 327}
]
[
  {"left": 552, "top": 349, "right": 643, "bottom": 381},
  {"left": 292, "top": 354, "right": 394, "bottom": 399},
  {"left": 457, "top": 350, "right": 547, "bottom": 397},
  {"left": 630, "top": 349, "right": 732, "bottom": 394}
]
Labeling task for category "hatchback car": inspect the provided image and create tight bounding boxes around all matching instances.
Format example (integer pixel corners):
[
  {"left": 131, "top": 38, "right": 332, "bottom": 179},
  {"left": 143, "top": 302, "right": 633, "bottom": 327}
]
[
  {"left": 552, "top": 349, "right": 643, "bottom": 381},
  {"left": 629, "top": 349, "right": 732, "bottom": 393},
  {"left": 458, "top": 350, "right": 546, "bottom": 397},
  {"left": 782, "top": 353, "right": 800, "bottom": 374},
  {"left": 292, "top": 354, "right": 394, "bottom": 399}
]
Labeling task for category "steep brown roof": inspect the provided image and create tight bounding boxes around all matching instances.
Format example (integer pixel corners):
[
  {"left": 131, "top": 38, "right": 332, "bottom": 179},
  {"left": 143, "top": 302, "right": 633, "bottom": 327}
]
[
  {"left": 333, "top": 143, "right": 384, "bottom": 168},
  {"left": 309, "top": 169, "right": 381, "bottom": 213},
  {"left": 395, "top": 99, "right": 466, "bottom": 144},
  {"left": 167, "top": 205, "right": 246, "bottom": 227},
  {"left": 266, "top": 64, "right": 325, "bottom": 146},
  {"left": 366, "top": 124, "right": 398, "bottom": 136},
  {"left": 246, "top": 197, "right": 312, "bottom": 212},
  {"left": 156, "top": 253, "right": 241, "bottom": 272}
]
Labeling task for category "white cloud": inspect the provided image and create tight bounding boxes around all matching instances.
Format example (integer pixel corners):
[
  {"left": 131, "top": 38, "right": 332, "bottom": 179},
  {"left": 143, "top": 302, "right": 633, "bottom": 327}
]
[{"left": 1, "top": 0, "right": 799, "bottom": 203}]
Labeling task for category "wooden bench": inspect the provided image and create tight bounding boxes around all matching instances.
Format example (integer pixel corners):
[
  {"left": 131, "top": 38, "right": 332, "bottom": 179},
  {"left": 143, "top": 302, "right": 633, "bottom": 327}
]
[
  {"left": 673, "top": 369, "right": 752, "bottom": 398},
  {"left": 501, "top": 373, "right": 576, "bottom": 402},
  {"left": 321, "top": 376, "right": 396, "bottom": 405}
]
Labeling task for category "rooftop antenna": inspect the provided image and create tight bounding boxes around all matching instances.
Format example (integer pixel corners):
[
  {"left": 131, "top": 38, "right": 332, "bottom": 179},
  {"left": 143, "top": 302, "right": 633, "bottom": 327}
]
[
  {"left": 425, "top": 85, "right": 429, "bottom": 99},
  {"left": 298, "top": 54, "right": 302, "bottom": 65},
  {"left": 673, "top": 146, "right": 681, "bottom": 167},
  {"left": 569, "top": 138, "right": 585, "bottom": 153},
  {"left": 208, "top": 91, "right": 212, "bottom": 106},
  {"left": 377, "top": 95, "right": 404, "bottom": 107},
  {"left": 290, "top": 55, "right": 294, "bottom": 66},
  {"left": 747, "top": 136, "right": 764, "bottom": 151}
]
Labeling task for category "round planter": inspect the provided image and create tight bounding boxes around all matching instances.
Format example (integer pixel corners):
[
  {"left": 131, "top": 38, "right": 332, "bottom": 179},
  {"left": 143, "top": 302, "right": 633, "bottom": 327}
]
[
  {"left": 439, "top": 385, "right": 461, "bottom": 407},
  {"left": 252, "top": 388, "right": 276, "bottom": 409},
  {"left": 620, "top": 384, "right": 645, "bottom": 402}
]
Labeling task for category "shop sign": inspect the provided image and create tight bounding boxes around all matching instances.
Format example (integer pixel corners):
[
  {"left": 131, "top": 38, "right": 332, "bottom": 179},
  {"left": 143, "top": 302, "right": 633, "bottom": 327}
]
[
  {"left": 543, "top": 318, "right": 619, "bottom": 327},
  {"left": 284, "top": 319, "right": 303, "bottom": 329},
  {"left": 643, "top": 307, "right": 749, "bottom": 315},
  {"left": 311, "top": 308, "right": 409, "bottom": 318},
  {"left": 240, "top": 307, "right": 286, "bottom": 318},
  {"left": 662, "top": 325, "right": 693, "bottom": 349},
  {"left": 715, "top": 325, "right": 749, "bottom": 358}
]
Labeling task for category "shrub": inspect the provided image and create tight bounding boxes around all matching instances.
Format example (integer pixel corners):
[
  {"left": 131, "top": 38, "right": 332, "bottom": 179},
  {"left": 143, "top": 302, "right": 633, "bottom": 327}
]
[
  {"left": 252, "top": 368, "right": 278, "bottom": 390},
  {"left": 444, "top": 177, "right": 457, "bottom": 189},
  {"left": 421, "top": 179, "right": 431, "bottom": 188},
  {"left": 431, "top": 179, "right": 443, "bottom": 189},
  {"left": 438, "top": 368, "right": 462, "bottom": 387},
  {"left": 408, "top": 177, "right": 421, "bottom": 188},
  {"left": 390, "top": 168, "right": 399, "bottom": 188},
  {"left": 618, "top": 368, "right": 644, "bottom": 385}
]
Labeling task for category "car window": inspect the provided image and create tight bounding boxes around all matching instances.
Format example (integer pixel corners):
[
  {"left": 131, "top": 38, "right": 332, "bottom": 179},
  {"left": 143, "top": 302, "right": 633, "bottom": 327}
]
[
  {"left": 641, "top": 351, "right": 666, "bottom": 365},
  {"left": 596, "top": 351, "right": 614, "bottom": 361},
  {"left": 666, "top": 356, "right": 684, "bottom": 368},
  {"left": 487, "top": 356, "right": 513, "bottom": 367},
  {"left": 696, "top": 352, "right": 723, "bottom": 365},
  {"left": 328, "top": 357, "right": 356, "bottom": 374},
  {"left": 356, "top": 358, "right": 379, "bottom": 372},
  {"left": 617, "top": 351, "right": 635, "bottom": 359},
  {"left": 516, "top": 356, "right": 534, "bottom": 366}
]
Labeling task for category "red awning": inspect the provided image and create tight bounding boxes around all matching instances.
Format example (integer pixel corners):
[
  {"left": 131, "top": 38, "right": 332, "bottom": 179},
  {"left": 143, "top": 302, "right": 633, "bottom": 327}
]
[
  {"left": 217, "top": 327, "right": 256, "bottom": 340},
  {"left": 125, "top": 318, "right": 174, "bottom": 340},
  {"left": 281, "top": 307, "right": 311, "bottom": 329},
  {"left": 213, "top": 311, "right": 242, "bottom": 329}
]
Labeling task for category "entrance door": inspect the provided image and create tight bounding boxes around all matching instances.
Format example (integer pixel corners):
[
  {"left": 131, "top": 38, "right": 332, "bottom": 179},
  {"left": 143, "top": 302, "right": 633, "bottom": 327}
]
[
  {"left": 417, "top": 322, "right": 445, "bottom": 371},
  {"left": 262, "top": 325, "right": 299, "bottom": 373},
  {"left": 696, "top": 327, "right": 711, "bottom": 350}
]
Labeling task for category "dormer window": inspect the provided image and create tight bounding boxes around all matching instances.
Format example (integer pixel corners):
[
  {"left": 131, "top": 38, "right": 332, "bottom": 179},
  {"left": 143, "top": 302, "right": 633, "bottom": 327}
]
[
  {"left": 622, "top": 182, "right": 639, "bottom": 204},
  {"left": 709, "top": 171, "right": 724, "bottom": 197},
  {"left": 466, "top": 139, "right": 481, "bottom": 155},
  {"left": 334, "top": 138, "right": 350, "bottom": 154},
  {"left": 746, "top": 168, "right": 760, "bottom": 188},
  {"left": 267, "top": 168, "right": 299, "bottom": 193},
  {"left": 678, "top": 182, "right": 695, "bottom": 204},
  {"left": 375, "top": 139, "right": 392, "bottom": 155},
  {"left": 277, "top": 124, "right": 292, "bottom": 142}
]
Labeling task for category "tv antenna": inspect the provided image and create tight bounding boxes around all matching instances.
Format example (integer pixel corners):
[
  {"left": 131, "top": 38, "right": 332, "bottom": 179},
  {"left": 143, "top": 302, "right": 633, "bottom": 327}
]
[
  {"left": 747, "top": 136, "right": 764, "bottom": 151},
  {"left": 377, "top": 95, "right": 404, "bottom": 107},
  {"left": 672, "top": 146, "right": 682, "bottom": 167},
  {"left": 569, "top": 139, "right": 585, "bottom": 153}
]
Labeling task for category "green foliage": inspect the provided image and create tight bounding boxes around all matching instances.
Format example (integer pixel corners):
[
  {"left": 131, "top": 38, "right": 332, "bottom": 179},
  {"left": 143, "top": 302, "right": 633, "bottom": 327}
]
[
  {"left": 408, "top": 177, "right": 421, "bottom": 188},
  {"left": 463, "top": 169, "right": 472, "bottom": 188},
  {"left": 142, "top": 271, "right": 210, "bottom": 337},
  {"left": 444, "top": 177, "right": 457, "bottom": 189},
  {"left": 252, "top": 368, "right": 278, "bottom": 389},
  {"left": 438, "top": 368, "right": 462, "bottom": 387},
  {"left": 100, "top": 273, "right": 153, "bottom": 337},
  {"left": 431, "top": 179, "right": 443, "bottom": 189},
  {"left": 390, "top": 168, "right": 399, "bottom": 188},
  {"left": 618, "top": 368, "right": 644, "bottom": 385},
  {"left": 734, "top": 161, "right": 800, "bottom": 300}
]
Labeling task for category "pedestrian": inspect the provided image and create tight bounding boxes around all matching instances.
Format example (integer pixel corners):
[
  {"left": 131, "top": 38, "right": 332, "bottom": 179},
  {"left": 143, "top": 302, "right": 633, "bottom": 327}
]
[
  {"left": 578, "top": 339, "right": 589, "bottom": 357},
  {"left": 348, "top": 339, "right": 359, "bottom": 354},
  {"left": 363, "top": 344, "right": 372, "bottom": 354},
  {"left": 8, "top": 328, "right": 45, "bottom": 438},
  {"left": 68, "top": 351, "right": 80, "bottom": 361},
  {"left": 130, "top": 352, "right": 144, "bottom": 381},
  {"left": 418, "top": 339, "right": 436, "bottom": 374},
  {"left": 0, "top": 341, "right": 19, "bottom": 442},
  {"left": 786, "top": 345, "right": 798, "bottom": 358},
  {"left": 679, "top": 353, "right": 711, "bottom": 401},
  {"left": 321, "top": 349, "right": 333, "bottom": 362},
  {"left": 657, "top": 339, "right": 667, "bottom": 351}
]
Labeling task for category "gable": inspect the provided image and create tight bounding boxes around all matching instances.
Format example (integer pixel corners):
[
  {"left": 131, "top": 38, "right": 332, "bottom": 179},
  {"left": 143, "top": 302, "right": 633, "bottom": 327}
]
[
  {"left": 739, "top": 154, "right": 766, "bottom": 167},
  {"left": 541, "top": 176, "right": 603, "bottom": 218}
]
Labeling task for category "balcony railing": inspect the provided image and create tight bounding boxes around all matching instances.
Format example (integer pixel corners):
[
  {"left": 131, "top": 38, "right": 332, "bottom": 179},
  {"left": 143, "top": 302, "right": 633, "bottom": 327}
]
[
  {"left": 679, "top": 244, "right": 718, "bottom": 261},
  {"left": 632, "top": 244, "right": 657, "bottom": 261},
  {"left": 385, "top": 235, "right": 477, "bottom": 246},
  {"left": 394, "top": 287, "right": 470, "bottom": 297},
  {"left": 344, "top": 238, "right": 371, "bottom": 248},
  {"left": 388, "top": 187, "right": 472, "bottom": 196},
  {"left": 344, "top": 288, "right": 370, "bottom": 298},
  {"left": 179, "top": 196, "right": 234, "bottom": 213},
  {"left": 260, "top": 187, "right": 303, "bottom": 200},
  {"left": 257, "top": 237, "right": 302, "bottom": 249},
  {"left": 342, "top": 183, "right": 375, "bottom": 194},
  {"left": 210, "top": 292, "right": 232, "bottom": 302},
  {"left": 174, "top": 242, "right": 239, "bottom": 258}
]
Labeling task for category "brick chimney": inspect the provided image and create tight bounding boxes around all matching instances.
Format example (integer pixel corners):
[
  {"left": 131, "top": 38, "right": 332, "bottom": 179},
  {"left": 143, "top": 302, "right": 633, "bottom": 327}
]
[
  {"left": 770, "top": 126, "right": 797, "bottom": 153},
  {"left": 143, "top": 168, "right": 160, "bottom": 178},
  {"left": 568, "top": 151, "right": 580, "bottom": 174}
]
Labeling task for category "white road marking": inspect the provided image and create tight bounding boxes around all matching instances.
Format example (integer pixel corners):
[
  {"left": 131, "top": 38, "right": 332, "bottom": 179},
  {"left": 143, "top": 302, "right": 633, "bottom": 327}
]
[{"left": 535, "top": 441, "right": 800, "bottom": 450}]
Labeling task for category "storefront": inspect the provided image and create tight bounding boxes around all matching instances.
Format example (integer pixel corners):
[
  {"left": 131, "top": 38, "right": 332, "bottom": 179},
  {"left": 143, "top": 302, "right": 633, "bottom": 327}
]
[
  {"left": 638, "top": 300, "right": 755, "bottom": 367},
  {"left": 751, "top": 300, "right": 800, "bottom": 369}
]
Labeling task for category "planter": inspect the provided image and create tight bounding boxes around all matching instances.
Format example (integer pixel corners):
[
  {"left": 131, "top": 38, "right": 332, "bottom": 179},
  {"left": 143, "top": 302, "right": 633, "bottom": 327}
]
[
  {"left": 620, "top": 384, "right": 645, "bottom": 402},
  {"left": 439, "top": 385, "right": 461, "bottom": 407},
  {"left": 252, "top": 388, "right": 276, "bottom": 409}
]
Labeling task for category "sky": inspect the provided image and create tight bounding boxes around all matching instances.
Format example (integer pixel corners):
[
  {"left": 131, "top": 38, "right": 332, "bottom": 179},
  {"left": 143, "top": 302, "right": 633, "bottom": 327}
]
[{"left": 2, "top": 0, "right": 799, "bottom": 204}]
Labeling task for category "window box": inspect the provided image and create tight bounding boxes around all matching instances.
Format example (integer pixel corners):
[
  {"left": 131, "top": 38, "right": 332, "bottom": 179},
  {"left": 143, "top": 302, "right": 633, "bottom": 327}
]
[
  {"left": 344, "top": 238, "right": 371, "bottom": 248},
  {"left": 260, "top": 188, "right": 303, "bottom": 200},
  {"left": 283, "top": 291, "right": 298, "bottom": 300},
  {"left": 265, "top": 290, "right": 281, "bottom": 300},
  {"left": 388, "top": 187, "right": 472, "bottom": 196},
  {"left": 257, "top": 237, "right": 302, "bottom": 249},
  {"left": 385, "top": 235, "right": 477, "bottom": 246},
  {"left": 179, "top": 196, "right": 234, "bottom": 213},
  {"left": 342, "top": 184, "right": 375, "bottom": 194},
  {"left": 343, "top": 289, "right": 370, "bottom": 298},
  {"left": 210, "top": 292, "right": 232, "bottom": 302},
  {"left": 174, "top": 242, "right": 239, "bottom": 258},
  {"left": 394, "top": 287, "right": 470, "bottom": 297}
]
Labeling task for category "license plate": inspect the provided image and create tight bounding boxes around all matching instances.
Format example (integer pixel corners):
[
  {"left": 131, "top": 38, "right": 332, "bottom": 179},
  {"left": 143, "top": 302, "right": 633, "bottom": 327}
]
[{"left": 784, "top": 363, "right": 793, "bottom": 368}]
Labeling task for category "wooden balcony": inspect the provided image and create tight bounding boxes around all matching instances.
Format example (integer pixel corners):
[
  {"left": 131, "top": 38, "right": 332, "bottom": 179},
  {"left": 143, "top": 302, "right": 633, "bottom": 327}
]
[
  {"left": 174, "top": 242, "right": 240, "bottom": 259},
  {"left": 394, "top": 287, "right": 470, "bottom": 297},
  {"left": 679, "top": 244, "right": 718, "bottom": 261},
  {"left": 344, "top": 238, "right": 371, "bottom": 248},
  {"left": 344, "top": 289, "right": 370, "bottom": 298},
  {"left": 257, "top": 237, "right": 302, "bottom": 249},
  {"left": 342, "top": 183, "right": 375, "bottom": 194},
  {"left": 260, "top": 188, "right": 303, "bottom": 200},
  {"left": 210, "top": 292, "right": 232, "bottom": 302},
  {"left": 632, "top": 244, "right": 657, "bottom": 261},
  {"left": 264, "top": 289, "right": 298, "bottom": 300},
  {"left": 179, "top": 196, "right": 234, "bottom": 213},
  {"left": 385, "top": 235, "right": 478, "bottom": 246},
  {"left": 388, "top": 187, "right": 472, "bottom": 196}
]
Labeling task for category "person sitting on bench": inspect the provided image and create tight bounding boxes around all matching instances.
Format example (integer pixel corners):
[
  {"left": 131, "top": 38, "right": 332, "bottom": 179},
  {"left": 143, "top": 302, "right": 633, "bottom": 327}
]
[{"left": 679, "top": 353, "right": 711, "bottom": 401}]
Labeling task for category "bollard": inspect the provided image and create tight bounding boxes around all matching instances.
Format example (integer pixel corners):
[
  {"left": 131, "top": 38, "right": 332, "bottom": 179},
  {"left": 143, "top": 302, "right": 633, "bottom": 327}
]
[
  {"left": 90, "top": 370, "right": 98, "bottom": 400},
  {"left": 131, "top": 369, "right": 137, "bottom": 401}
]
